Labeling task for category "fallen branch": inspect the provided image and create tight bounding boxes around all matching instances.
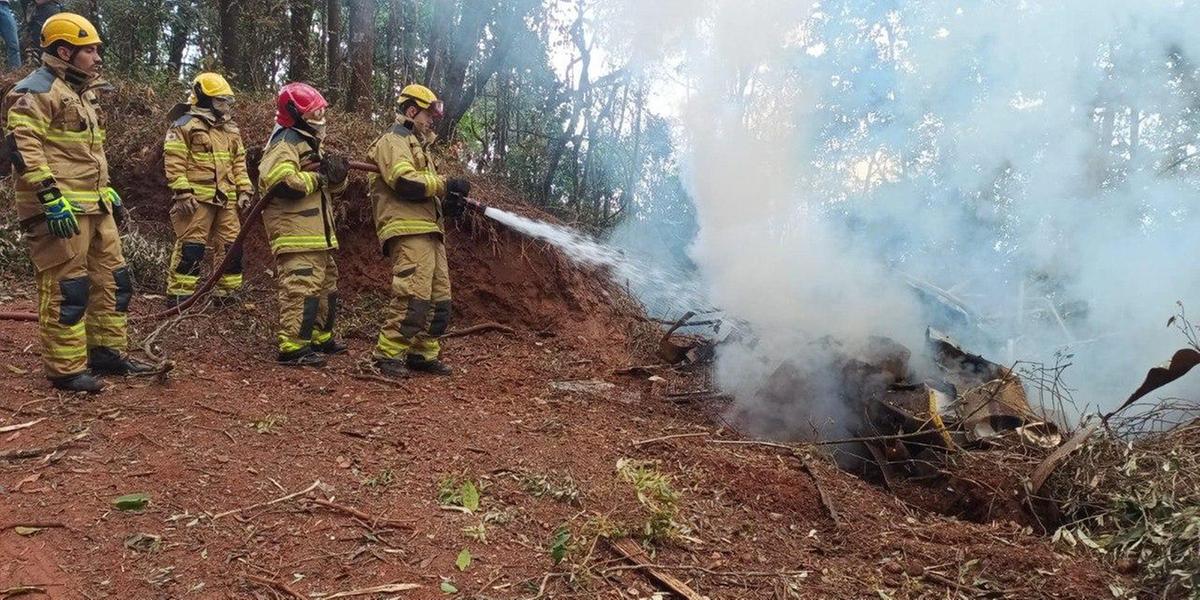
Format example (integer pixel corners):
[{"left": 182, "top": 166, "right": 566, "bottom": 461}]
[
  {"left": 0, "top": 418, "right": 45, "bottom": 433},
  {"left": 245, "top": 573, "right": 308, "bottom": 600},
  {"left": 0, "top": 522, "right": 66, "bottom": 532},
  {"left": 0, "top": 431, "right": 88, "bottom": 461},
  {"left": 632, "top": 432, "right": 710, "bottom": 446},
  {"left": 314, "top": 583, "right": 422, "bottom": 598},
  {"left": 305, "top": 498, "right": 414, "bottom": 530},
  {"left": 212, "top": 480, "right": 320, "bottom": 520},
  {"left": 441, "top": 322, "right": 515, "bottom": 339},
  {"left": 798, "top": 456, "right": 841, "bottom": 525},
  {"left": 608, "top": 538, "right": 704, "bottom": 600}
]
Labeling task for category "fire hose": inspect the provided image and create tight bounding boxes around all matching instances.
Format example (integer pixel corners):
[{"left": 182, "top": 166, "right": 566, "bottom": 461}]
[{"left": 0, "top": 160, "right": 484, "bottom": 324}]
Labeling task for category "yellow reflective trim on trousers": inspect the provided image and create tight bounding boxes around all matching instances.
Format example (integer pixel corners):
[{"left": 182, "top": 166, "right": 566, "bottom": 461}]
[
  {"left": 312, "top": 330, "right": 332, "bottom": 344},
  {"left": 89, "top": 314, "right": 127, "bottom": 326},
  {"left": 43, "top": 344, "right": 87, "bottom": 359},
  {"left": 167, "top": 274, "right": 198, "bottom": 295},
  {"left": 270, "top": 235, "right": 337, "bottom": 252},
  {"left": 375, "top": 332, "right": 408, "bottom": 358},
  {"left": 278, "top": 335, "right": 308, "bottom": 352},
  {"left": 45, "top": 322, "right": 86, "bottom": 339},
  {"left": 379, "top": 219, "right": 441, "bottom": 238},
  {"left": 218, "top": 274, "right": 243, "bottom": 288}
]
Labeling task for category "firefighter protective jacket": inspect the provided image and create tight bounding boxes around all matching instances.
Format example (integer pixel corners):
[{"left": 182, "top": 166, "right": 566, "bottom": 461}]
[
  {"left": 163, "top": 106, "right": 251, "bottom": 205},
  {"left": 3, "top": 53, "right": 113, "bottom": 224},
  {"left": 257, "top": 126, "right": 346, "bottom": 255},
  {"left": 367, "top": 119, "right": 447, "bottom": 247}
]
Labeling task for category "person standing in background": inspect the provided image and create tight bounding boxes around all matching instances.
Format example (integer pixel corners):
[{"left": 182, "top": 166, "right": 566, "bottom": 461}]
[
  {"left": 0, "top": 0, "right": 23, "bottom": 69},
  {"left": 23, "top": 0, "right": 62, "bottom": 62}
]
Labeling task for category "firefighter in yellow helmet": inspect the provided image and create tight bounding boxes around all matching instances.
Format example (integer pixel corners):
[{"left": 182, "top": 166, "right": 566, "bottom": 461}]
[
  {"left": 257, "top": 82, "right": 349, "bottom": 366},
  {"left": 161, "top": 72, "right": 252, "bottom": 306},
  {"left": 366, "top": 84, "right": 471, "bottom": 377},
  {"left": 2, "top": 13, "right": 156, "bottom": 393}
]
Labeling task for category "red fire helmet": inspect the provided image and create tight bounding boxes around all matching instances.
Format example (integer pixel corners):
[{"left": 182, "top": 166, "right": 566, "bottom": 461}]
[{"left": 275, "top": 82, "right": 328, "bottom": 128}]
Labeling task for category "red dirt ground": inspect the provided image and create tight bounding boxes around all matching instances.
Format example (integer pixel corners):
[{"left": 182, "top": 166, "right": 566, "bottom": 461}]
[{"left": 0, "top": 78, "right": 1123, "bottom": 600}]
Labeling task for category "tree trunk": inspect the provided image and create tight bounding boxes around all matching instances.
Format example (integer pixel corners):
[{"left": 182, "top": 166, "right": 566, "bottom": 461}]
[
  {"left": 217, "top": 0, "right": 240, "bottom": 83},
  {"left": 326, "top": 0, "right": 343, "bottom": 100},
  {"left": 540, "top": 8, "right": 590, "bottom": 204},
  {"left": 288, "top": 0, "right": 316, "bottom": 81},
  {"left": 165, "top": 0, "right": 193, "bottom": 78},
  {"left": 345, "top": 0, "right": 375, "bottom": 112},
  {"left": 423, "top": 0, "right": 454, "bottom": 87}
]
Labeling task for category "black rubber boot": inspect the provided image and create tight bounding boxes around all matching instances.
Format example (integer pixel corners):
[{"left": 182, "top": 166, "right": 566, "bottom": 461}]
[
  {"left": 372, "top": 357, "right": 410, "bottom": 378},
  {"left": 406, "top": 354, "right": 453, "bottom": 376},
  {"left": 277, "top": 347, "right": 327, "bottom": 367},
  {"left": 87, "top": 347, "right": 160, "bottom": 377},
  {"left": 49, "top": 372, "right": 104, "bottom": 393},
  {"left": 312, "top": 339, "right": 348, "bottom": 355}
]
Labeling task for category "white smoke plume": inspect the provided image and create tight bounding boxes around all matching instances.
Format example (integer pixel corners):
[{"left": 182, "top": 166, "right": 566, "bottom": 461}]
[{"left": 598, "top": 0, "right": 1200, "bottom": 437}]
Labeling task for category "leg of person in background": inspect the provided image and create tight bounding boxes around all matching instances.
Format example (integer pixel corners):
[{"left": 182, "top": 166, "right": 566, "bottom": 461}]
[
  {"left": 311, "top": 252, "right": 346, "bottom": 354},
  {"left": 84, "top": 211, "right": 156, "bottom": 377},
  {"left": 0, "top": 2, "right": 22, "bottom": 69},
  {"left": 211, "top": 204, "right": 242, "bottom": 302},
  {"left": 275, "top": 250, "right": 328, "bottom": 367},
  {"left": 407, "top": 237, "right": 452, "bottom": 375},
  {"left": 164, "top": 202, "right": 215, "bottom": 307}
]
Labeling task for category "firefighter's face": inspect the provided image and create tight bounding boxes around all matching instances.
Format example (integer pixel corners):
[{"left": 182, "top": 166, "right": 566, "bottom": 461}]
[
  {"left": 410, "top": 106, "right": 435, "bottom": 135},
  {"left": 68, "top": 45, "right": 103, "bottom": 75}
]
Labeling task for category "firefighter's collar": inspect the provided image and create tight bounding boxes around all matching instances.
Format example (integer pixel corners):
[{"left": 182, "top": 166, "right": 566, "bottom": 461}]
[
  {"left": 188, "top": 105, "right": 228, "bottom": 126},
  {"left": 40, "top": 53, "right": 104, "bottom": 93}
]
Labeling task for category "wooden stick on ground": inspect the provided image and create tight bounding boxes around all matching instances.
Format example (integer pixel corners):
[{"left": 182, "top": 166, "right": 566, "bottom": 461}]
[
  {"left": 212, "top": 480, "right": 320, "bottom": 520},
  {"left": 441, "top": 322, "right": 516, "bottom": 339},
  {"left": 0, "top": 522, "right": 66, "bottom": 531},
  {"left": 0, "top": 418, "right": 45, "bottom": 433},
  {"left": 245, "top": 573, "right": 309, "bottom": 600},
  {"left": 306, "top": 498, "right": 414, "bottom": 530},
  {"left": 0, "top": 431, "right": 88, "bottom": 461},
  {"left": 798, "top": 455, "right": 841, "bottom": 525},
  {"left": 631, "top": 432, "right": 710, "bottom": 447},
  {"left": 608, "top": 538, "right": 704, "bottom": 600}
]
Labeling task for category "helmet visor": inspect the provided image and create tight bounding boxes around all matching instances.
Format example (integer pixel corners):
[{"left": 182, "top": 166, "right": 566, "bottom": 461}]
[{"left": 428, "top": 100, "right": 444, "bottom": 119}]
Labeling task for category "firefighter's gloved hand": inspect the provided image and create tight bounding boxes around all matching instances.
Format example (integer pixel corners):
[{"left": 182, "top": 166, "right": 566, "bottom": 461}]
[
  {"left": 319, "top": 154, "right": 349, "bottom": 187},
  {"left": 39, "top": 186, "right": 79, "bottom": 239},
  {"left": 103, "top": 187, "right": 130, "bottom": 229},
  {"left": 444, "top": 178, "right": 471, "bottom": 219},
  {"left": 446, "top": 177, "right": 471, "bottom": 199},
  {"left": 172, "top": 191, "right": 198, "bottom": 218},
  {"left": 237, "top": 191, "right": 253, "bottom": 211}
]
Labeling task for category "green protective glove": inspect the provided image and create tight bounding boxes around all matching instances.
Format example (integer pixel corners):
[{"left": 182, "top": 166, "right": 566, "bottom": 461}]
[
  {"left": 103, "top": 187, "right": 129, "bottom": 229},
  {"left": 38, "top": 186, "right": 80, "bottom": 239}
]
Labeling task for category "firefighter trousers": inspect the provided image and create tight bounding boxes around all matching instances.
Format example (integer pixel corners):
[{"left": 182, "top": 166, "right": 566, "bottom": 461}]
[
  {"left": 374, "top": 233, "right": 451, "bottom": 361},
  {"left": 27, "top": 212, "right": 132, "bottom": 378},
  {"left": 275, "top": 250, "right": 338, "bottom": 352},
  {"left": 165, "top": 201, "right": 242, "bottom": 297}
]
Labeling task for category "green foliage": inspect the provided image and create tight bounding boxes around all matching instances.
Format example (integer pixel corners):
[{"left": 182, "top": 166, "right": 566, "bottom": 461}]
[
  {"left": 437, "top": 472, "right": 483, "bottom": 512},
  {"left": 519, "top": 471, "right": 582, "bottom": 505},
  {"left": 616, "top": 458, "right": 686, "bottom": 544}
]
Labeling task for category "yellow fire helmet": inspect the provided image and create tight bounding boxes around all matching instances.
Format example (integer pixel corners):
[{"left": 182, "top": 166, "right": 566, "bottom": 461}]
[
  {"left": 189, "top": 72, "right": 235, "bottom": 104},
  {"left": 397, "top": 84, "right": 443, "bottom": 118},
  {"left": 41, "top": 13, "right": 102, "bottom": 49}
]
